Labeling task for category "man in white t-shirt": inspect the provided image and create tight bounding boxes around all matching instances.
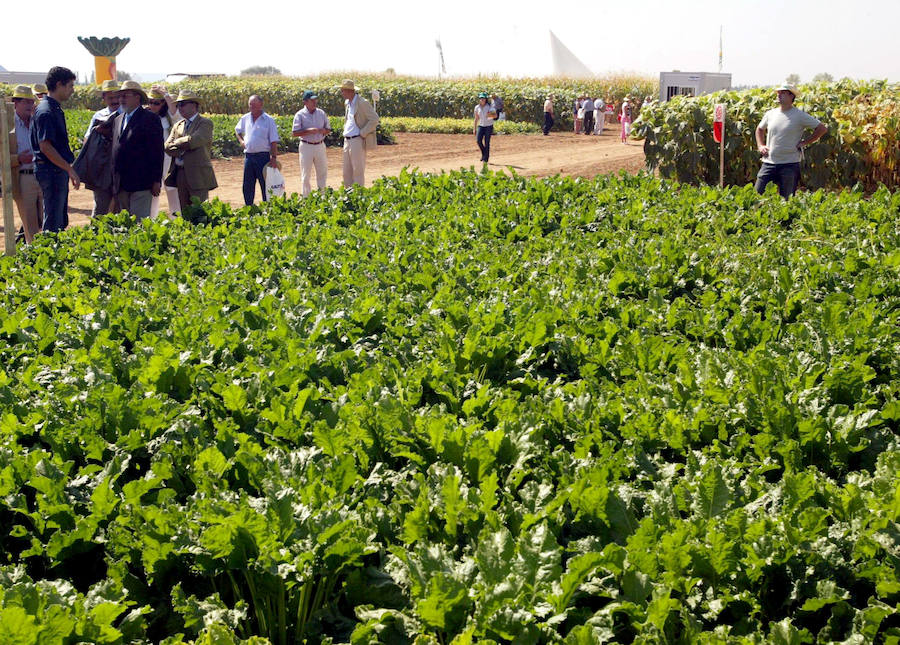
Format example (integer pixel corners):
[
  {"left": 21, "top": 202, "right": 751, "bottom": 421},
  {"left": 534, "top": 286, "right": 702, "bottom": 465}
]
[{"left": 755, "top": 84, "right": 827, "bottom": 198}]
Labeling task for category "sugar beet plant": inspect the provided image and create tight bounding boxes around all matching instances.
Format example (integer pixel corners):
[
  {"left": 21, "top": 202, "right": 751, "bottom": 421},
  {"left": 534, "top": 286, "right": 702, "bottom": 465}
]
[{"left": 0, "top": 171, "right": 899, "bottom": 643}]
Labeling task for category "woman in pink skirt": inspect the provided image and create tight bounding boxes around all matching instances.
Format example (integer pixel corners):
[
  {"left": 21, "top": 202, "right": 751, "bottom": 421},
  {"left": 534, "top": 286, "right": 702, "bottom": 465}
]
[{"left": 620, "top": 96, "right": 633, "bottom": 143}]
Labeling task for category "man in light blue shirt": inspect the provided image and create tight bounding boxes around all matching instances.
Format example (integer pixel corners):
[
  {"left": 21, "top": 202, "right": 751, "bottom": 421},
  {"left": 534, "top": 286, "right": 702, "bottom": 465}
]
[
  {"left": 235, "top": 95, "right": 280, "bottom": 205},
  {"left": 84, "top": 79, "right": 122, "bottom": 215}
]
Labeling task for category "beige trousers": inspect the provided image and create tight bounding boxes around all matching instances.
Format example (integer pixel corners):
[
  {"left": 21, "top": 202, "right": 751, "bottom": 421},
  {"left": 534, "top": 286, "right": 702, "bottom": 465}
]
[
  {"left": 300, "top": 141, "right": 328, "bottom": 196},
  {"left": 342, "top": 137, "right": 366, "bottom": 188},
  {"left": 174, "top": 166, "right": 208, "bottom": 216},
  {"left": 14, "top": 172, "right": 42, "bottom": 243}
]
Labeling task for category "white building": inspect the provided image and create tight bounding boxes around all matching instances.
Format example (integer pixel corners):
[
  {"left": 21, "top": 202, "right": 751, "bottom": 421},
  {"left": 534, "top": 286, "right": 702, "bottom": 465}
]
[{"left": 659, "top": 72, "right": 732, "bottom": 102}]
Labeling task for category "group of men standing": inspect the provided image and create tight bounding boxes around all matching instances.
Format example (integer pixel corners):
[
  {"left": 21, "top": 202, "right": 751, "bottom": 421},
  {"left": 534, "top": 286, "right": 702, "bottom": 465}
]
[{"left": 7, "top": 70, "right": 380, "bottom": 240}]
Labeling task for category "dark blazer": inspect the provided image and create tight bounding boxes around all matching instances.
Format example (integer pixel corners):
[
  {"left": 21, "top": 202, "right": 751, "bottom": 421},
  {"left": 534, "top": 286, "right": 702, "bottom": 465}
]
[{"left": 112, "top": 107, "right": 163, "bottom": 193}]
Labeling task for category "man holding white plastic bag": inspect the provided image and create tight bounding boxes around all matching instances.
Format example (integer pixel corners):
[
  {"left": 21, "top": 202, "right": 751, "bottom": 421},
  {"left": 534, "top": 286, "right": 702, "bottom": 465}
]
[
  {"left": 291, "top": 90, "right": 330, "bottom": 197},
  {"left": 235, "top": 95, "right": 280, "bottom": 205}
]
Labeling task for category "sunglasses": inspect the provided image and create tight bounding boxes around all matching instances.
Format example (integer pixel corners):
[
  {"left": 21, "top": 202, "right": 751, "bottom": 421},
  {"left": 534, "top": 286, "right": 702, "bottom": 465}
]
[{"left": 149, "top": 100, "right": 164, "bottom": 105}]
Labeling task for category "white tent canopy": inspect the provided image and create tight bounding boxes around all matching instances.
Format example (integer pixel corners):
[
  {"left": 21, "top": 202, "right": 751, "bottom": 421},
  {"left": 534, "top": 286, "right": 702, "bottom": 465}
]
[{"left": 549, "top": 31, "right": 595, "bottom": 78}]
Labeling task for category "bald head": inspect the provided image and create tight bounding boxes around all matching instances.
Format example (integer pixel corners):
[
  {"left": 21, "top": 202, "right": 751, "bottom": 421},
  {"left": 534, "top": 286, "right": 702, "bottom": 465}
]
[{"left": 248, "top": 95, "right": 263, "bottom": 118}]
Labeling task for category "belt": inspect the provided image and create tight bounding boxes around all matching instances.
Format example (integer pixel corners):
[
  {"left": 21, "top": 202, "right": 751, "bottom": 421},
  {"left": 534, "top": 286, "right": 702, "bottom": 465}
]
[
  {"left": 344, "top": 135, "right": 360, "bottom": 140},
  {"left": 301, "top": 140, "right": 323, "bottom": 145},
  {"left": 19, "top": 169, "right": 35, "bottom": 175}
]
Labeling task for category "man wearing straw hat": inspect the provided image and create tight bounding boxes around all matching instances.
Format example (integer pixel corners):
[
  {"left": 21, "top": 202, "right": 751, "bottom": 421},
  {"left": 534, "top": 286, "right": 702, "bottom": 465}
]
[
  {"left": 755, "top": 84, "right": 828, "bottom": 198},
  {"left": 32, "top": 84, "right": 48, "bottom": 103},
  {"left": 84, "top": 79, "right": 122, "bottom": 215},
  {"left": 6, "top": 85, "right": 42, "bottom": 243},
  {"left": 110, "top": 81, "right": 163, "bottom": 221},
  {"left": 339, "top": 79, "right": 379, "bottom": 188},
  {"left": 164, "top": 89, "right": 217, "bottom": 214}
]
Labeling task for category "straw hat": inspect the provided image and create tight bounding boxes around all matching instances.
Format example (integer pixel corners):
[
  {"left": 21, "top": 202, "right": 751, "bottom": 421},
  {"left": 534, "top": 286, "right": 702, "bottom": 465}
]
[
  {"left": 119, "top": 80, "right": 148, "bottom": 101},
  {"left": 97, "top": 79, "right": 121, "bottom": 94},
  {"left": 775, "top": 84, "right": 798, "bottom": 99},
  {"left": 340, "top": 79, "right": 356, "bottom": 91},
  {"left": 175, "top": 89, "right": 201, "bottom": 104},
  {"left": 32, "top": 83, "right": 48, "bottom": 96},
  {"left": 148, "top": 87, "right": 166, "bottom": 100},
  {"left": 11, "top": 85, "right": 36, "bottom": 100}
]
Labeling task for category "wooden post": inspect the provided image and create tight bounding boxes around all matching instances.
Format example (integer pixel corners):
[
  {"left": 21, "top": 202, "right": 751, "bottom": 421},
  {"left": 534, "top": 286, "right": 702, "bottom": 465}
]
[
  {"left": 0, "top": 101, "right": 16, "bottom": 256},
  {"left": 719, "top": 127, "right": 725, "bottom": 188}
]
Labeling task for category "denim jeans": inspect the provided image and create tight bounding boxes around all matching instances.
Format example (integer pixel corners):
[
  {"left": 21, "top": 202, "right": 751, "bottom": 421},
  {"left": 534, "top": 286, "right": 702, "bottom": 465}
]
[
  {"left": 476, "top": 125, "right": 493, "bottom": 162},
  {"left": 755, "top": 162, "right": 801, "bottom": 198},
  {"left": 242, "top": 151, "right": 271, "bottom": 205},
  {"left": 35, "top": 164, "right": 69, "bottom": 232},
  {"left": 543, "top": 112, "right": 554, "bottom": 135}
]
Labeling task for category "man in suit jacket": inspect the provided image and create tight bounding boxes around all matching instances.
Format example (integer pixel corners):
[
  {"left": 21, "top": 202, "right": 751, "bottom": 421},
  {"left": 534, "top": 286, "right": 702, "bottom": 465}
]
[
  {"left": 164, "top": 90, "right": 217, "bottom": 215},
  {"left": 111, "top": 81, "right": 163, "bottom": 221},
  {"left": 8, "top": 85, "right": 43, "bottom": 242},
  {"left": 340, "top": 79, "right": 379, "bottom": 187}
]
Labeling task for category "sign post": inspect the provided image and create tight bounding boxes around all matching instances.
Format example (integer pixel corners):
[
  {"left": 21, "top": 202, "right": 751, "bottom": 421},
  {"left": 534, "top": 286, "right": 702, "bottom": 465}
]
[
  {"left": 1, "top": 101, "right": 16, "bottom": 256},
  {"left": 714, "top": 103, "right": 725, "bottom": 188}
]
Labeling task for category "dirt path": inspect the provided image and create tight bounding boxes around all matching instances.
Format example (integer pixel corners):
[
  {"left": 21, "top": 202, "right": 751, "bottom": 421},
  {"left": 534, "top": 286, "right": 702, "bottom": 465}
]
[{"left": 4, "top": 130, "right": 644, "bottom": 232}]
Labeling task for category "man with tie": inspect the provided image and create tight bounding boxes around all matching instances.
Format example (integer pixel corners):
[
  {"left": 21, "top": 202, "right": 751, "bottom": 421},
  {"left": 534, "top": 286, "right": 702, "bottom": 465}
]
[
  {"left": 110, "top": 81, "right": 163, "bottom": 221},
  {"left": 340, "top": 79, "right": 379, "bottom": 188},
  {"left": 164, "top": 90, "right": 217, "bottom": 215}
]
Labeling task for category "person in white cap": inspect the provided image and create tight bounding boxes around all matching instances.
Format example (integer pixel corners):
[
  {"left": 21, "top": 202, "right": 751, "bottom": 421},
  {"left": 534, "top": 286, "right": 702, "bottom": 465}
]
[
  {"left": 340, "top": 79, "right": 379, "bottom": 188},
  {"left": 755, "top": 84, "right": 827, "bottom": 198},
  {"left": 291, "top": 90, "right": 331, "bottom": 196}
]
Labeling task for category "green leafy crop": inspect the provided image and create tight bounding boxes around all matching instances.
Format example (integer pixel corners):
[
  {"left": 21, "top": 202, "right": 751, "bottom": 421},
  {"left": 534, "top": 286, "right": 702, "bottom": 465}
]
[{"left": 0, "top": 171, "right": 898, "bottom": 643}]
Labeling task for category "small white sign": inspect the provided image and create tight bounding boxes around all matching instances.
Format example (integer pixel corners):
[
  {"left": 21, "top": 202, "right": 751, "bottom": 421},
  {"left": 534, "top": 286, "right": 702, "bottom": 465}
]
[
  {"left": 714, "top": 104, "right": 725, "bottom": 123},
  {"left": 371, "top": 90, "right": 380, "bottom": 101}
]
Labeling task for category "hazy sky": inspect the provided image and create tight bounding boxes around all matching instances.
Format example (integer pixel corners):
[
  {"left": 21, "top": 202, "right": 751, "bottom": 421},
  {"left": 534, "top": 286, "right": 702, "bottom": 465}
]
[{"left": 3, "top": 0, "right": 897, "bottom": 87}]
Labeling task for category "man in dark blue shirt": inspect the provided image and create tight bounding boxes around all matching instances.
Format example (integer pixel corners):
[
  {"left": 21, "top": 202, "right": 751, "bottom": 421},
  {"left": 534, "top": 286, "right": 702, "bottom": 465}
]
[{"left": 31, "top": 66, "right": 80, "bottom": 232}]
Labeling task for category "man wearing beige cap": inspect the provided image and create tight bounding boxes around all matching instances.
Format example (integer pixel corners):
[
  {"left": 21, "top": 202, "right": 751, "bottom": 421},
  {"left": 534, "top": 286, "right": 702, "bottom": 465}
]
[
  {"left": 755, "top": 84, "right": 827, "bottom": 198},
  {"left": 339, "top": 79, "right": 379, "bottom": 187},
  {"left": 111, "top": 81, "right": 163, "bottom": 221},
  {"left": 84, "top": 79, "right": 122, "bottom": 215},
  {"left": 7, "top": 85, "right": 42, "bottom": 242},
  {"left": 164, "top": 90, "right": 217, "bottom": 215}
]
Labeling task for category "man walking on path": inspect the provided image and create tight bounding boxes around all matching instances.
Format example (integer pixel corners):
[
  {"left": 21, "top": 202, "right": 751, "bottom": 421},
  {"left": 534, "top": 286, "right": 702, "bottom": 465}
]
[
  {"left": 84, "top": 79, "right": 122, "bottom": 216},
  {"left": 340, "top": 80, "right": 379, "bottom": 188},
  {"left": 542, "top": 94, "right": 555, "bottom": 135},
  {"left": 111, "top": 81, "right": 163, "bottom": 221},
  {"left": 235, "top": 95, "right": 280, "bottom": 205},
  {"left": 31, "top": 66, "right": 80, "bottom": 233},
  {"left": 755, "top": 84, "right": 827, "bottom": 198},
  {"left": 474, "top": 92, "right": 496, "bottom": 163},
  {"left": 7, "top": 85, "right": 42, "bottom": 242},
  {"left": 164, "top": 90, "right": 218, "bottom": 215},
  {"left": 292, "top": 91, "right": 331, "bottom": 197}
]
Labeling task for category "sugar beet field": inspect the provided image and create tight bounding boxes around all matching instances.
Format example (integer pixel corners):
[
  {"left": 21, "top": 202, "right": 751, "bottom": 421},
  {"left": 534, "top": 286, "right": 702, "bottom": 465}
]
[{"left": 0, "top": 171, "right": 899, "bottom": 644}]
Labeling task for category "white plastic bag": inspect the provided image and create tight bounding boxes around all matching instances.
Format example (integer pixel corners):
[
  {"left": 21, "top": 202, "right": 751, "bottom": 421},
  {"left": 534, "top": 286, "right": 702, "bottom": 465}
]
[{"left": 265, "top": 165, "right": 285, "bottom": 200}]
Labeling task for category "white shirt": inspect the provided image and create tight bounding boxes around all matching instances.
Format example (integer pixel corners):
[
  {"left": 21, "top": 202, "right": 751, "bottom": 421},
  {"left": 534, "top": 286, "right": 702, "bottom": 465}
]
[
  {"left": 235, "top": 111, "right": 280, "bottom": 153},
  {"left": 543, "top": 99, "right": 553, "bottom": 113},
  {"left": 14, "top": 113, "right": 35, "bottom": 170},
  {"left": 292, "top": 107, "right": 329, "bottom": 143},
  {"left": 474, "top": 103, "right": 495, "bottom": 127},
  {"left": 85, "top": 105, "right": 122, "bottom": 139},
  {"left": 343, "top": 95, "right": 361, "bottom": 137},
  {"left": 758, "top": 106, "right": 822, "bottom": 165}
]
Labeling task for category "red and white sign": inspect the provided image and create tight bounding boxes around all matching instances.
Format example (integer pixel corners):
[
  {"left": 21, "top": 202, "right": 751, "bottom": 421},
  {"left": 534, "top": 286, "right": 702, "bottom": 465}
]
[{"left": 713, "top": 104, "right": 725, "bottom": 143}]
